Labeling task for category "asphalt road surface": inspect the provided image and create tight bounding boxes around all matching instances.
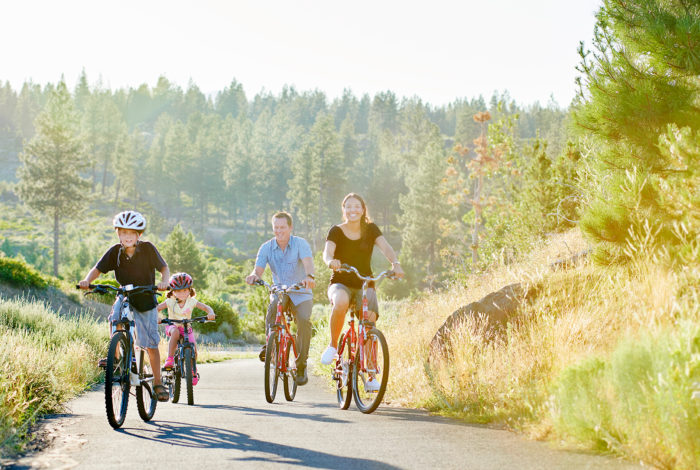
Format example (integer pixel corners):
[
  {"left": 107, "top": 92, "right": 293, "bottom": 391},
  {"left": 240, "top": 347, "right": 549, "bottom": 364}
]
[{"left": 7, "top": 359, "right": 642, "bottom": 470}]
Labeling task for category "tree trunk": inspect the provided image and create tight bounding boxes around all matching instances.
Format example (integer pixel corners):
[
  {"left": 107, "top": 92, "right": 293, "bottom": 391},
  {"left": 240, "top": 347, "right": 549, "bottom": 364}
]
[
  {"left": 472, "top": 174, "right": 482, "bottom": 265},
  {"left": 53, "top": 210, "right": 59, "bottom": 277}
]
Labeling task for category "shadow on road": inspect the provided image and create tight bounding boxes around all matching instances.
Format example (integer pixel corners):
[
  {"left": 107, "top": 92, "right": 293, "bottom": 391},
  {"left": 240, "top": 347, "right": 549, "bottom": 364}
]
[
  {"left": 372, "top": 406, "right": 487, "bottom": 428},
  {"left": 118, "top": 420, "right": 400, "bottom": 469},
  {"left": 192, "top": 403, "right": 351, "bottom": 424}
]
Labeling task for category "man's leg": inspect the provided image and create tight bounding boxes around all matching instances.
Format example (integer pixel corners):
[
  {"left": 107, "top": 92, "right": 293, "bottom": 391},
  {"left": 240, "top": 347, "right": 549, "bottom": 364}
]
[
  {"left": 293, "top": 299, "right": 313, "bottom": 385},
  {"left": 260, "top": 298, "right": 278, "bottom": 361}
]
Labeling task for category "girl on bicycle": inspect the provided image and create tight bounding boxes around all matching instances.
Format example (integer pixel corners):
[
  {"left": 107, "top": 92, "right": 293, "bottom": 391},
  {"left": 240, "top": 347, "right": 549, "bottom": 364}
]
[
  {"left": 157, "top": 272, "right": 215, "bottom": 385},
  {"left": 320, "top": 193, "right": 404, "bottom": 386}
]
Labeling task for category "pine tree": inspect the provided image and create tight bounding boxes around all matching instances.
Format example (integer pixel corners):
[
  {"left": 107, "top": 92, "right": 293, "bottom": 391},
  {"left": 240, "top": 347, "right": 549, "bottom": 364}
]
[
  {"left": 17, "top": 80, "right": 88, "bottom": 276},
  {"left": 160, "top": 224, "right": 207, "bottom": 288},
  {"left": 574, "top": 0, "right": 700, "bottom": 264}
]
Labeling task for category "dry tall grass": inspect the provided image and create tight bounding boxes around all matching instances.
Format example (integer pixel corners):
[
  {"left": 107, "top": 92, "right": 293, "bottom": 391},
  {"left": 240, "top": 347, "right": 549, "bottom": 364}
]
[{"left": 381, "top": 229, "right": 699, "bottom": 468}]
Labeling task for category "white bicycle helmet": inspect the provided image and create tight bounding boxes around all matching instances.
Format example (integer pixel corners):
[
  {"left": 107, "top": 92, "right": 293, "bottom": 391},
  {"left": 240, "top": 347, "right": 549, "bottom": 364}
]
[{"left": 112, "top": 210, "right": 146, "bottom": 231}]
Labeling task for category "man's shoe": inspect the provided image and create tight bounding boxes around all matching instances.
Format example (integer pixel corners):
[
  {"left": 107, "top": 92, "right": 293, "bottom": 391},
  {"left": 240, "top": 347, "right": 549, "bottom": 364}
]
[
  {"left": 258, "top": 345, "right": 266, "bottom": 362},
  {"left": 295, "top": 367, "right": 308, "bottom": 386}
]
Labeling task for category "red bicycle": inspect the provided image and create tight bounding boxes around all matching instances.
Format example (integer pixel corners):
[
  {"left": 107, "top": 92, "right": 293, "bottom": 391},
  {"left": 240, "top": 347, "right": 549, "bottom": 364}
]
[
  {"left": 255, "top": 279, "right": 305, "bottom": 403},
  {"left": 333, "top": 264, "right": 395, "bottom": 414}
]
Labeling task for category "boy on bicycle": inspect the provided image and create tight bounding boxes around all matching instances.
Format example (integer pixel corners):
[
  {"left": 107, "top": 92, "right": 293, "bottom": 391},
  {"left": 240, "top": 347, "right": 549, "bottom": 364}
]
[
  {"left": 245, "top": 211, "right": 315, "bottom": 386},
  {"left": 79, "top": 211, "right": 171, "bottom": 402}
]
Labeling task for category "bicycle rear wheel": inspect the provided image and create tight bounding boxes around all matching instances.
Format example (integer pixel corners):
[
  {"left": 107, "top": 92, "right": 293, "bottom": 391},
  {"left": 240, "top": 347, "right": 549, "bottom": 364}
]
[
  {"left": 136, "top": 348, "right": 157, "bottom": 421},
  {"left": 352, "top": 328, "right": 389, "bottom": 414},
  {"left": 264, "top": 333, "right": 279, "bottom": 403},
  {"left": 335, "top": 333, "right": 353, "bottom": 410},
  {"left": 283, "top": 337, "right": 297, "bottom": 401},
  {"left": 105, "top": 332, "right": 130, "bottom": 428},
  {"left": 184, "top": 347, "right": 194, "bottom": 405}
]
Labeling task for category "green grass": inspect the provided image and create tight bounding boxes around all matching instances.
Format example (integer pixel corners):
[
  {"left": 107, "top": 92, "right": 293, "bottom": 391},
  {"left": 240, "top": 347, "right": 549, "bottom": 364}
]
[
  {"left": 553, "top": 322, "right": 700, "bottom": 469},
  {"left": 0, "top": 298, "right": 108, "bottom": 457},
  {"left": 0, "top": 256, "right": 53, "bottom": 288}
]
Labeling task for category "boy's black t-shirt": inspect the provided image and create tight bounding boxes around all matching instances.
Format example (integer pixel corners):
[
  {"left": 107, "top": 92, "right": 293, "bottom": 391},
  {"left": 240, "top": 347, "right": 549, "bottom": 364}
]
[
  {"left": 95, "top": 241, "right": 166, "bottom": 312},
  {"left": 326, "top": 223, "right": 382, "bottom": 289}
]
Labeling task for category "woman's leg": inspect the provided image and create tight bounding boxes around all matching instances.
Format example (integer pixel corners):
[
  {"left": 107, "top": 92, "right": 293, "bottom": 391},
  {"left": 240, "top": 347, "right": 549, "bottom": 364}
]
[{"left": 328, "top": 285, "right": 351, "bottom": 348}]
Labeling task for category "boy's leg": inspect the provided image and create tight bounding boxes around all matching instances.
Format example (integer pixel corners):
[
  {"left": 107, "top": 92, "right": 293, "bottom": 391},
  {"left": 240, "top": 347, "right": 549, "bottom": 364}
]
[{"left": 133, "top": 307, "right": 162, "bottom": 385}]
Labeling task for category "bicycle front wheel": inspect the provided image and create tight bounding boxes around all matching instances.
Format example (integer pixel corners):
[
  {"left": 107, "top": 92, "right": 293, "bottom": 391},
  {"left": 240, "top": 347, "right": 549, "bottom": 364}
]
[
  {"left": 283, "top": 337, "right": 297, "bottom": 402},
  {"left": 184, "top": 347, "right": 194, "bottom": 405},
  {"left": 264, "top": 333, "right": 279, "bottom": 403},
  {"left": 171, "top": 352, "right": 181, "bottom": 403},
  {"left": 136, "top": 348, "right": 157, "bottom": 421},
  {"left": 352, "top": 328, "right": 389, "bottom": 414},
  {"left": 105, "top": 332, "right": 130, "bottom": 428},
  {"left": 335, "top": 333, "right": 353, "bottom": 410}
]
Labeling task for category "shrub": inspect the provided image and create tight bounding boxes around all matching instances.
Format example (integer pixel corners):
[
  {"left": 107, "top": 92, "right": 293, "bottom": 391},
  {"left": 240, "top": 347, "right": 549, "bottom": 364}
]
[
  {"left": 191, "top": 294, "right": 241, "bottom": 339},
  {"left": 0, "top": 256, "right": 50, "bottom": 288}
]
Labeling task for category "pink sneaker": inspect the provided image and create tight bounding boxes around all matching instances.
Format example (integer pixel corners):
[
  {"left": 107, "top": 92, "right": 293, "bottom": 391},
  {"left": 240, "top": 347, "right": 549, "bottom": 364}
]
[
  {"left": 163, "top": 357, "right": 174, "bottom": 369},
  {"left": 192, "top": 373, "right": 200, "bottom": 386}
]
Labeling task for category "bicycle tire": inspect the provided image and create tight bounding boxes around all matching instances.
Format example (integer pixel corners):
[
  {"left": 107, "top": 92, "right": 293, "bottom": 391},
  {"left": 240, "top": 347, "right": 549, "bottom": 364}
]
[
  {"left": 184, "top": 347, "right": 194, "bottom": 405},
  {"left": 264, "top": 333, "right": 279, "bottom": 403},
  {"left": 336, "top": 333, "right": 353, "bottom": 410},
  {"left": 352, "top": 328, "right": 389, "bottom": 414},
  {"left": 171, "top": 352, "right": 181, "bottom": 403},
  {"left": 105, "top": 332, "right": 130, "bottom": 429},
  {"left": 283, "top": 337, "right": 297, "bottom": 401},
  {"left": 136, "top": 348, "right": 157, "bottom": 421}
]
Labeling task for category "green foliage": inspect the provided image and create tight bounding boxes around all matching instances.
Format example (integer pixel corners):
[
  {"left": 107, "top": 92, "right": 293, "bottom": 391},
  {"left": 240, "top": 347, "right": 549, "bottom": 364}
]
[
  {"left": 574, "top": 0, "right": 700, "bottom": 265},
  {"left": 0, "top": 256, "right": 50, "bottom": 288},
  {"left": 553, "top": 323, "right": 700, "bottom": 469},
  {"left": 160, "top": 224, "right": 207, "bottom": 287},
  {"left": 192, "top": 293, "right": 241, "bottom": 338},
  {"left": 16, "top": 80, "right": 89, "bottom": 276}
]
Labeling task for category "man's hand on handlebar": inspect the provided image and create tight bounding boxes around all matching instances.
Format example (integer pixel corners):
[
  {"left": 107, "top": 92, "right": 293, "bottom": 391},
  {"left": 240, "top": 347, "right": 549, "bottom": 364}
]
[{"left": 245, "top": 273, "right": 259, "bottom": 285}]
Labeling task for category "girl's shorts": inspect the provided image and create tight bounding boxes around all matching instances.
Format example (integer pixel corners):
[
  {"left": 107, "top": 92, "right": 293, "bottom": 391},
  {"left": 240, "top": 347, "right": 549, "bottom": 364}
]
[{"left": 166, "top": 325, "right": 196, "bottom": 345}]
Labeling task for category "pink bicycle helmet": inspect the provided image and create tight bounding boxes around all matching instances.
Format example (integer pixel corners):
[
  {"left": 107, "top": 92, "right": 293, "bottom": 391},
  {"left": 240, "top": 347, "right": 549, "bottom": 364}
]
[{"left": 169, "top": 272, "right": 193, "bottom": 290}]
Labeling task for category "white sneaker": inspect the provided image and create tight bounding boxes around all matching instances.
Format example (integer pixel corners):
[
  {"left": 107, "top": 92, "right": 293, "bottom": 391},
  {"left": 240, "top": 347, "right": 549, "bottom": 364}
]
[
  {"left": 320, "top": 346, "right": 338, "bottom": 365},
  {"left": 365, "top": 377, "right": 380, "bottom": 392}
]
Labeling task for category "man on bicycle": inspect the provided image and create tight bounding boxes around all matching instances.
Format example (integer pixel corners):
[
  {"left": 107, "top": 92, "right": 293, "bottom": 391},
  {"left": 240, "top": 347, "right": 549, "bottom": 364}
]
[{"left": 246, "top": 211, "right": 315, "bottom": 386}]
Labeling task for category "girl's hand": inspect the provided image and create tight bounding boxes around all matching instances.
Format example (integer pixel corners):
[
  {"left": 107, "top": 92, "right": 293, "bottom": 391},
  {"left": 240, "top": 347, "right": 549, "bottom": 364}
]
[
  {"left": 392, "top": 264, "right": 405, "bottom": 279},
  {"left": 207, "top": 313, "right": 216, "bottom": 321}
]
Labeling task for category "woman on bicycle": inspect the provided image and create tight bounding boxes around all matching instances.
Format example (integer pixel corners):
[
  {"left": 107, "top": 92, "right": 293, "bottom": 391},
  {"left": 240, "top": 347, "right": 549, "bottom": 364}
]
[
  {"left": 157, "top": 272, "right": 215, "bottom": 385},
  {"left": 320, "top": 193, "right": 404, "bottom": 383}
]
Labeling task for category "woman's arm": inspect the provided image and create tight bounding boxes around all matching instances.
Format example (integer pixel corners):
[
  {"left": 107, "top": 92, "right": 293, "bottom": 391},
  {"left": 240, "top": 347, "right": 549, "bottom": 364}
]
[
  {"left": 374, "top": 236, "right": 404, "bottom": 278},
  {"left": 323, "top": 240, "right": 340, "bottom": 270}
]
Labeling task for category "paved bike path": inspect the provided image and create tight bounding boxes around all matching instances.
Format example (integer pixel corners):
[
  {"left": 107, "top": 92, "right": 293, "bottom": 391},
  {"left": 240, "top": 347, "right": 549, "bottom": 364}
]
[{"left": 9, "top": 359, "right": 641, "bottom": 469}]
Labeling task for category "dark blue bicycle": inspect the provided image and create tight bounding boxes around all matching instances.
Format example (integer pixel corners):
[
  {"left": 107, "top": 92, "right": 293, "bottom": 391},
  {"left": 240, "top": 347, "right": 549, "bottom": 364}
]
[{"left": 79, "top": 283, "right": 159, "bottom": 429}]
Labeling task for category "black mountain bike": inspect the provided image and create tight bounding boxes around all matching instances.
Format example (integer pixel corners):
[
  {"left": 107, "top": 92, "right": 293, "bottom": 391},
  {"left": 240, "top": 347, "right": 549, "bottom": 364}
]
[
  {"left": 79, "top": 283, "right": 159, "bottom": 429},
  {"left": 160, "top": 316, "right": 210, "bottom": 406}
]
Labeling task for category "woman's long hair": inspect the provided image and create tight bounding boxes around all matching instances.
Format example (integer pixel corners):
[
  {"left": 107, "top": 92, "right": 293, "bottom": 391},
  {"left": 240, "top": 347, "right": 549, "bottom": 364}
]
[{"left": 342, "top": 193, "right": 373, "bottom": 250}]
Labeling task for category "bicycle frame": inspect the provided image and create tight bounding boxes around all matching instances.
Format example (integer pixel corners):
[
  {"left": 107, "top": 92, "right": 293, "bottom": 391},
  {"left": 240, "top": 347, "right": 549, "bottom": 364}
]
[{"left": 333, "top": 265, "right": 394, "bottom": 413}]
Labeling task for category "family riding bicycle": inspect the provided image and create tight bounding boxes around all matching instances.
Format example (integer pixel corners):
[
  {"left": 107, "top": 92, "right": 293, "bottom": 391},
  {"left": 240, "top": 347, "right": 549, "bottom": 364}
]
[{"left": 80, "top": 192, "right": 403, "bottom": 427}]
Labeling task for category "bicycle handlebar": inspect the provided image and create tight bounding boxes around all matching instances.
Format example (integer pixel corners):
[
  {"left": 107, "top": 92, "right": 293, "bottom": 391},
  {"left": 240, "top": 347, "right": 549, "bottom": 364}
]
[
  {"left": 254, "top": 279, "right": 307, "bottom": 295},
  {"left": 160, "top": 316, "right": 213, "bottom": 325},
  {"left": 337, "top": 264, "right": 396, "bottom": 283},
  {"left": 76, "top": 284, "right": 159, "bottom": 296}
]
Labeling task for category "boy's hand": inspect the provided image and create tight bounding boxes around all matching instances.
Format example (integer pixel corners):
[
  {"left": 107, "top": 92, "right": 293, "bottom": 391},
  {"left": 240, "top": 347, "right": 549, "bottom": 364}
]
[
  {"left": 157, "top": 281, "right": 169, "bottom": 290},
  {"left": 78, "top": 280, "right": 90, "bottom": 289}
]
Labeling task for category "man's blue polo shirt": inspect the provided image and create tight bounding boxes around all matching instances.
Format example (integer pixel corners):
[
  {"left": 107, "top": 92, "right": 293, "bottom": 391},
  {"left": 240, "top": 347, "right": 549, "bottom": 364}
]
[{"left": 254, "top": 235, "right": 313, "bottom": 305}]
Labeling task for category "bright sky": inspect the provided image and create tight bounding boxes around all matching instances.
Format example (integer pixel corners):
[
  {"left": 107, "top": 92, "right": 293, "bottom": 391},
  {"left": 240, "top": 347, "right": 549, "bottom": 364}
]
[{"left": 1, "top": 0, "right": 601, "bottom": 108}]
